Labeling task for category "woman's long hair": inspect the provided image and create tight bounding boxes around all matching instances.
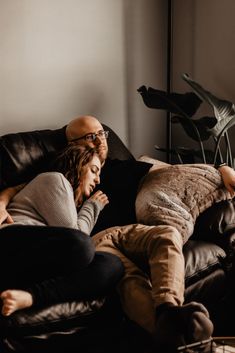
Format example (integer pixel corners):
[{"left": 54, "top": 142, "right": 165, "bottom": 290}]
[{"left": 55, "top": 144, "right": 100, "bottom": 206}]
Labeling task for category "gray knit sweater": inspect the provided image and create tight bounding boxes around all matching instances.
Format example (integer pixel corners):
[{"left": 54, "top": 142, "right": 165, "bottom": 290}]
[{"left": 3, "top": 172, "right": 104, "bottom": 235}]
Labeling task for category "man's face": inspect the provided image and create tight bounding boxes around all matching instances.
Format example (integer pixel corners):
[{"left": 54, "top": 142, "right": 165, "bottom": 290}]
[{"left": 68, "top": 118, "right": 108, "bottom": 162}]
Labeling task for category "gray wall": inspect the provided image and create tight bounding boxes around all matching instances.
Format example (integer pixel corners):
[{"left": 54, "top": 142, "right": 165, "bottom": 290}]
[
  {"left": 0, "top": 0, "right": 168, "bottom": 159},
  {"left": 0, "top": 0, "right": 127, "bottom": 142},
  {"left": 171, "top": 0, "right": 235, "bottom": 162},
  {"left": 124, "top": 0, "right": 168, "bottom": 159},
  {"left": 3, "top": 1, "right": 232, "bottom": 161}
]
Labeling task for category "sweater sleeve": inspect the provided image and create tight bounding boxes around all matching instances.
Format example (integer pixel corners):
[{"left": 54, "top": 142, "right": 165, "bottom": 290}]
[
  {"left": 13, "top": 172, "right": 79, "bottom": 228},
  {"left": 35, "top": 173, "right": 78, "bottom": 228},
  {"left": 77, "top": 199, "right": 104, "bottom": 235}
]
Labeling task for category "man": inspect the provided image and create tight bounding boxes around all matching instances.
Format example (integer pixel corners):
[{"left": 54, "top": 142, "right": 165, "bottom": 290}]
[{"left": 1, "top": 115, "right": 235, "bottom": 350}]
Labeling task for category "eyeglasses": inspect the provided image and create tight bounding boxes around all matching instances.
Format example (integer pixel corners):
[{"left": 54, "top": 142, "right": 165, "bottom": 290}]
[{"left": 71, "top": 130, "right": 109, "bottom": 142}]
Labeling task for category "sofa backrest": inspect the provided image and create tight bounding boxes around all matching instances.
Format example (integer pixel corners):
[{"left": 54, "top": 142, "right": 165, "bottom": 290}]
[{"left": 0, "top": 123, "right": 134, "bottom": 191}]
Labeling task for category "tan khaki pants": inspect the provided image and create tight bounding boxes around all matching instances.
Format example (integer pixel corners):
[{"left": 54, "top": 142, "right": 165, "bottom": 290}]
[{"left": 93, "top": 224, "right": 184, "bottom": 334}]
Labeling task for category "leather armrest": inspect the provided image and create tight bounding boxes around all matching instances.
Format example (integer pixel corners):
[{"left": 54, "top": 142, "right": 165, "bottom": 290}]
[
  {"left": 194, "top": 199, "right": 235, "bottom": 237},
  {"left": 0, "top": 298, "right": 107, "bottom": 337},
  {"left": 184, "top": 240, "right": 226, "bottom": 286}
]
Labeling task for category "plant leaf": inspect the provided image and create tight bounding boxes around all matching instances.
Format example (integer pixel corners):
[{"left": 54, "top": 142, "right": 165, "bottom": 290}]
[
  {"left": 208, "top": 114, "right": 235, "bottom": 137},
  {"left": 137, "top": 85, "right": 202, "bottom": 117},
  {"left": 172, "top": 115, "right": 216, "bottom": 141},
  {"left": 182, "top": 73, "right": 235, "bottom": 137}
]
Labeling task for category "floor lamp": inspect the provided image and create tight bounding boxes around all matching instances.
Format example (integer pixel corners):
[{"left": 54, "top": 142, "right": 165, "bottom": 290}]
[{"left": 166, "top": 0, "right": 173, "bottom": 163}]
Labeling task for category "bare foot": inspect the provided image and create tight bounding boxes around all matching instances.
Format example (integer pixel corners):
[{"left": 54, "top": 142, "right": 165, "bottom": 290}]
[{"left": 0, "top": 289, "right": 33, "bottom": 316}]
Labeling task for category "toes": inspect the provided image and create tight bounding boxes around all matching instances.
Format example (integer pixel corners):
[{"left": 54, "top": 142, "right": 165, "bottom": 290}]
[
  {"left": 0, "top": 290, "right": 13, "bottom": 300},
  {"left": 1, "top": 291, "right": 16, "bottom": 316},
  {"left": 2, "top": 300, "right": 15, "bottom": 316},
  {"left": 0, "top": 291, "right": 8, "bottom": 300}
]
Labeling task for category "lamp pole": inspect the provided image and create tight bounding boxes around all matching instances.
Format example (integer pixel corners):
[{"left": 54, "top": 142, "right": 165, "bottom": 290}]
[{"left": 166, "top": 0, "right": 173, "bottom": 163}]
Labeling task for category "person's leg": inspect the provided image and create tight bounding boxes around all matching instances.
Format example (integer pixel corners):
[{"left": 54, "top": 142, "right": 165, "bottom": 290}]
[
  {"left": 96, "top": 225, "right": 184, "bottom": 321},
  {"left": 94, "top": 224, "right": 213, "bottom": 350},
  {"left": 154, "top": 301, "right": 214, "bottom": 351},
  {"left": 0, "top": 225, "right": 95, "bottom": 289},
  {"left": 93, "top": 225, "right": 157, "bottom": 333},
  {"left": 119, "top": 224, "right": 186, "bottom": 331},
  {"left": 120, "top": 224, "right": 213, "bottom": 349},
  {"left": 1, "top": 251, "right": 124, "bottom": 315}
]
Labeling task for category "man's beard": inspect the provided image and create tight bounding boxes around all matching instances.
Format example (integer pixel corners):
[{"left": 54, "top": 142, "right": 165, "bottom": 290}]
[{"left": 98, "top": 146, "right": 108, "bottom": 162}]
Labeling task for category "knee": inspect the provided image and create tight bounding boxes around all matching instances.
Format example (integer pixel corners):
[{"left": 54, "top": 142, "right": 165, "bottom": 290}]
[
  {"left": 65, "top": 229, "right": 95, "bottom": 267},
  {"left": 149, "top": 225, "right": 183, "bottom": 250},
  {"left": 94, "top": 251, "right": 124, "bottom": 287}
]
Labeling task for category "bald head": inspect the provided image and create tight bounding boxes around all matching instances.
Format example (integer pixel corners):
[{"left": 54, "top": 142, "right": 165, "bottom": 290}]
[
  {"left": 66, "top": 116, "right": 103, "bottom": 141},
  {"left": 66, "top": 115, "right": 108, "bottom": 161}
]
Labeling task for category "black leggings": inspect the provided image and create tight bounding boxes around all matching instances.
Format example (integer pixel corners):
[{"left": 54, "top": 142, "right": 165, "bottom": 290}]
[{"left": 0, "top": 225, "right": 124, "bottom": 307}]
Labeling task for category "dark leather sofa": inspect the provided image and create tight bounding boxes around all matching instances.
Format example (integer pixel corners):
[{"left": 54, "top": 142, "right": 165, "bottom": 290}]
[{"left": 0, "top": 124, "right": 235, "bottom": 353}]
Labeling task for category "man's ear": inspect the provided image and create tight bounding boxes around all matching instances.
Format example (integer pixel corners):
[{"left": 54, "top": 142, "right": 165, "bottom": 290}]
[{"left": 65, "top": 124, "right": 72, "bottom": 142}]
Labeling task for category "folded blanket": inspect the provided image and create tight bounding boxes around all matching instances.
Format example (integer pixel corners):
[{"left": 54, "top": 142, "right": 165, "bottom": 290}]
[{"left": 135, "top": 164, "right": 231, "bottom": 243}]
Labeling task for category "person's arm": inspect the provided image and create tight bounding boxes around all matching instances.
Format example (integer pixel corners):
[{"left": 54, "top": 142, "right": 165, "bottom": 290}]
[
  {"left": 216, "top": 165, "right": 235, "bottom": 197},
  {"left": 150, "top": 161, "right": 235, "bottom": 197},
  {"left": 25, "top": 173, "right": 109, "bottom": 231},
  {"left": 77, "top": 191, "right": 109, "bottom": 235},
  {"left": 0, "top": 184, "right": 25, "bottom": 224}
]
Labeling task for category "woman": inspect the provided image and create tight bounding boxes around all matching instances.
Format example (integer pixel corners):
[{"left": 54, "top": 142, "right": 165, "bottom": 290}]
[{"left": 0, "top": 144, "right": 123, "bottom": 316}]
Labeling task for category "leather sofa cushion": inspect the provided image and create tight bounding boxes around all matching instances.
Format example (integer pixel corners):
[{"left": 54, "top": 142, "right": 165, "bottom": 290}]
[
  {"left": 184, "top": 240, "right": 226, "bottom": 286},
  {"left": 0, "top": 124, "right": 134, "bottom": 191},
  {"left": 1, "top": 298, "right": 107, "bottom": 337},
  {"left": 1, "top": 240, "right": 225, "bottom": 339},
  {"left": 0, "top": 127, "right": 232, "bottom": 343},
  {"left": 0, "top": 127, "right": 67, "bottom": 190},
  {"left": 193, "top": 199, "right": 235, "bottom": 247}
]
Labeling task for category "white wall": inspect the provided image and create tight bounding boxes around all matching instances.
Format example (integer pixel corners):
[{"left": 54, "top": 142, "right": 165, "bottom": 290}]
[
  {"left": 0, "top": 0, "right": 168, "bottom": 159},
  {"left": 0, "top": 0, "right": 127, "bottom": 141}
]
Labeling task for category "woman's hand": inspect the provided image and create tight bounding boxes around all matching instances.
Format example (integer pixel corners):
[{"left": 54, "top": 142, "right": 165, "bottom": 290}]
[
  {"left": 218, "top": 165, "right": 235, "bottom": 197},
  {"left": 0, "top": 203, "right": 14, "bottom": 225},
  {"left": 89, "top": 190, "right": 109, "bottom": 207},
  {"left": 0, "top": 184, "right": 25, "bottom": 225}
]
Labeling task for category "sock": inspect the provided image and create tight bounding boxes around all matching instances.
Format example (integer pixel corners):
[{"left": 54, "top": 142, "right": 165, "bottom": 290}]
[{"left": 154, "top": 302, "right": 214, "bottom": 350}]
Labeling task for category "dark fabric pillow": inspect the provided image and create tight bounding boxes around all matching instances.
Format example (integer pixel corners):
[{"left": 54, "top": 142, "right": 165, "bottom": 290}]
[{"left": 91, "top": 159, "right": 153, "bottom": 235}]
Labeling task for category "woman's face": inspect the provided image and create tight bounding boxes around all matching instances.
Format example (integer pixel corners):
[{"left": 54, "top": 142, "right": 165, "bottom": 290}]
[{"left": 80, "top": 155, "right": 101, "bottom": 198}]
